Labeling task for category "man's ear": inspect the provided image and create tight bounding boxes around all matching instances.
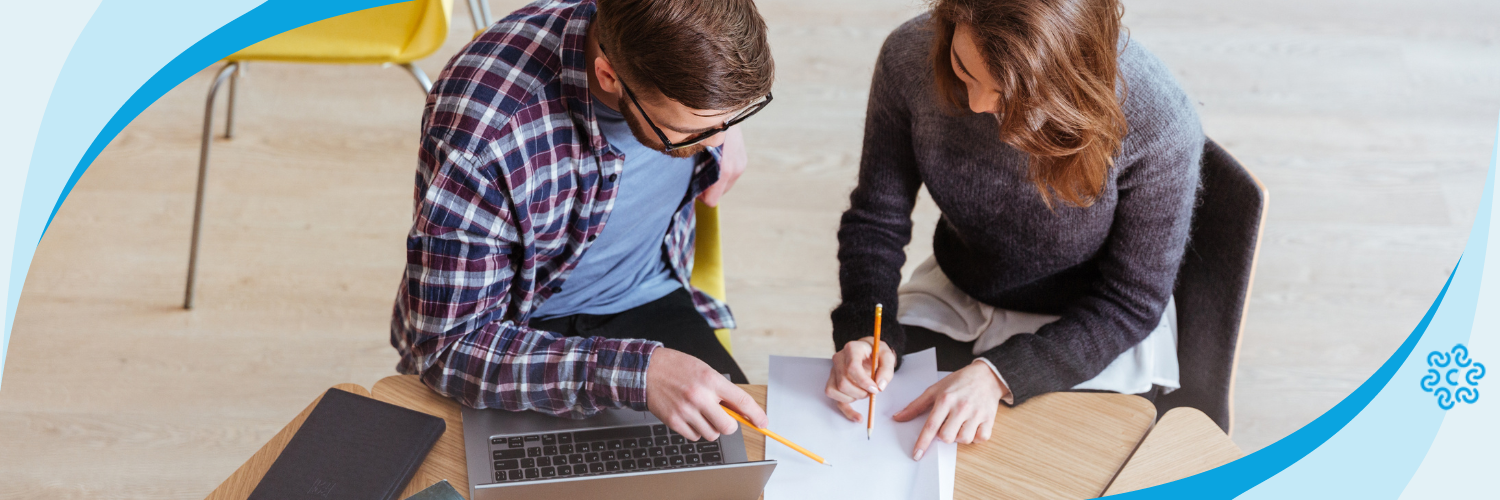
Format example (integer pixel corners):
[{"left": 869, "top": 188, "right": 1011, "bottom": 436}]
[{"left": 594, "top": 56, "right": 621, "bottom": 94}]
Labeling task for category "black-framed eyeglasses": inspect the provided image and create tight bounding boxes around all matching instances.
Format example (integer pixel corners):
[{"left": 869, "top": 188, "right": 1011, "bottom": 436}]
[
  {"left": 616, "top": 79, "right": 772, "bottom": 152},
  {"left": 593, "top": 46, "right": 770, "bottom": 153}
]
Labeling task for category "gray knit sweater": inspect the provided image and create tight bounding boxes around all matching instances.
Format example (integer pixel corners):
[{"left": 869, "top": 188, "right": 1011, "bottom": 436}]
[{"left": 832, "top": 15, "right": 1203, "bottom": 405}]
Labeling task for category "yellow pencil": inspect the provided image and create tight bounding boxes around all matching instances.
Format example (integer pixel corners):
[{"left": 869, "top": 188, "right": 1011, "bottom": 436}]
[
  {"left": 868, "top": 303, "right": 883, "bottom": 440},
  {"left": 721, "top": 406, "right": 833, "bottom": 467}
]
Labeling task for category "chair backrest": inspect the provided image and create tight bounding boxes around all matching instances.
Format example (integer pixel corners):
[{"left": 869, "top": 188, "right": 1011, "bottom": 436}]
[
  {"left": 397, "top": 0, "right": 454, "bottom": 62},
  {"left": 228, "top": 0, "right": 451, "bottom": 63},
  {"left": 1156, "top": 138, "right": 1267, "bottom": 434},
  {"left": 690, "top": 201, "right": 734, "bottom": 354}
]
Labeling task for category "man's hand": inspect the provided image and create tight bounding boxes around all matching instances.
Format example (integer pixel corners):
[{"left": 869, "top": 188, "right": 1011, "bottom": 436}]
[
  {"left": 894, "top": 360, "right": 1006, "bottom": 460},
  {"left": 646, "top": 348, "right": 767, "bottom": 441},
  {"left": 699, "top": 125, "right": 746, "bottom": 207},
  {"left": 824, "top": 336, "right": 898, "bottom": 422}
]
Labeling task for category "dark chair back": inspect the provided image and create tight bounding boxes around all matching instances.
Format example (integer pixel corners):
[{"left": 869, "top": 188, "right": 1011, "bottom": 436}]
[{"left": 1157, "top": 138, "right": 1266, "bottom": 433}]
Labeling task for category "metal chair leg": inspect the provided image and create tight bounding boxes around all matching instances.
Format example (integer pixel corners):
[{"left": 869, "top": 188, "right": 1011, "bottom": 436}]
[
  {"left": 466, "top": 0, "right": 486, "bottom": 32},
  {"left": 225, "top": 62, "right": 241, "bottom": 138},
  {"left": 403, "top": 63, "right": 432, "bottom": 93},
  {"left": 186, "top": 61, "right": 239, "bottom": 309},
  {"left": 477, "top": 0, "right": 493, "bottom": 30}
]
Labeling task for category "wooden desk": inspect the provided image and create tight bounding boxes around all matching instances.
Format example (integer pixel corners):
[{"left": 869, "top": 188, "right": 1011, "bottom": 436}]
[
  {"left": 208, "top": 375, "right": 1163, "bottom": 499},
  {"left": 1103, "top": 408, "right": 1245, "bottom": 496}
]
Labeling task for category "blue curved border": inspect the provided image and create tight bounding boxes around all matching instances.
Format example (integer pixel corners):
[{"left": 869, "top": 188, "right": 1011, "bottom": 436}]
[
  {"left": 1109, "top": 262, "right": 1457, "bottom": 498},
  {"left": 38, "top": 0, "right": 405, "bottom": 240}
]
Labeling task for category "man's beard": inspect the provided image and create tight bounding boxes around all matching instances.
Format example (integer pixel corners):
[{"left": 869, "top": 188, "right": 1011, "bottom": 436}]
[{"left": 619, "top": 100, "right": 707, "bottom": 159}]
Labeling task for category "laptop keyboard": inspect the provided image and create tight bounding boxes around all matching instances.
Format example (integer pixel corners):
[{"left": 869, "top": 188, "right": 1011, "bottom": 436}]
[{"left": 489, "top": 424, "right": 727, "bottom": 483}]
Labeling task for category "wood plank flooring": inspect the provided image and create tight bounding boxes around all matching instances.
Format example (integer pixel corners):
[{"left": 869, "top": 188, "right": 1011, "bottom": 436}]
[{"left": 3, "top": 1, "right": 1498, "bottom": 497}]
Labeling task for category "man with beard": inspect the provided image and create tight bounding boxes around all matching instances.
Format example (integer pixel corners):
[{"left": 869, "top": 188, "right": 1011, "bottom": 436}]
[{"left": 390, "top": 0, "right": 775, "bottom": 442}]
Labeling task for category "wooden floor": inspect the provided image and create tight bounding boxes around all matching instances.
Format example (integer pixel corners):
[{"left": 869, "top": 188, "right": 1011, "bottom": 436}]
[{"left": 2, "top": 0, "right": 1498, "bottom": 497}]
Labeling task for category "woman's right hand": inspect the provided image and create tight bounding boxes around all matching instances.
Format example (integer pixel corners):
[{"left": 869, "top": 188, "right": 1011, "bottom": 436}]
[{"left": 825, "top": 336, "right": 898, "bottom": 422}]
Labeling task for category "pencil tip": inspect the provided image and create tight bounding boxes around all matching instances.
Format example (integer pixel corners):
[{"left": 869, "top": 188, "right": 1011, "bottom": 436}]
[{"left": 823, "top": 461, "right": 834, "bottom": 467}]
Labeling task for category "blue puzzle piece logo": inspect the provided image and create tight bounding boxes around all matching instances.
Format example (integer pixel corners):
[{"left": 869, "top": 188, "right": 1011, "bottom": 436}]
[{"left": 1420, "top": 344, "right": 1485, "bottom": 410}]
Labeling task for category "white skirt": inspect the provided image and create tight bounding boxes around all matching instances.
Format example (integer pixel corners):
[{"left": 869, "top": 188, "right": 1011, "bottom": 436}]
[{"left": 896, "top": 255, "right": 1179, "bottom": 395}]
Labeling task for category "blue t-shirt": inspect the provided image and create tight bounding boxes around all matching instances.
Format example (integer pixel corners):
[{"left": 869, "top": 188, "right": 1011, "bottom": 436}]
[{"left": 532, "top": 97, "right": 694, "bottom": 319}]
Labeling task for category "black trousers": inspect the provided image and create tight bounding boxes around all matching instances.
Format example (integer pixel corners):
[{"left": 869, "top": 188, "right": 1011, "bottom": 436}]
[
  {"left": 902, "top": 324, "right": 1162, "bottom": 402},
  {"left": 529, "top": 288, "right": 749, "bottom": 384}
]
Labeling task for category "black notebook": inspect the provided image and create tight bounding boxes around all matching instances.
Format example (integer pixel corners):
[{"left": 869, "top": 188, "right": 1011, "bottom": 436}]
[{"left": 247, "top": 388, "right": 446, "bottom": 500}]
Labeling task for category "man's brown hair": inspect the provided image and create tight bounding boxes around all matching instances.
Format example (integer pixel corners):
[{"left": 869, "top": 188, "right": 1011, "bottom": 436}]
[
  {"left": 594, "top": 0, "right": 775, "bottom": 111},
  {"left": 931, "top": 0, "right": 1128, "bottom": 208}
]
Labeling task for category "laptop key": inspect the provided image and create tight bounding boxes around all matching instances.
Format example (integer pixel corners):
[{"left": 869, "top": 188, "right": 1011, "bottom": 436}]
[
  {"left": 574, "top": 464, "right": 589, "bottom": 475},
  {"left": 588, "top": 462, "right": 604, "bottom": 474},
  {"left": 607, "top": 440, "right": 622, "bottom": 450},
  {"left": 527, "top": 447, "right": 542, "bottom": 458},
  {"left": 494, "top": 459, "right": 519, "bottom": 470},
  {"left": 541, "top": 467, "right": 556, "bottom": 478},
  {"left": 508, "top": 469, "right": 523, "bottom": 481},
  {"left": 696, "top": 442, "right": 720, "bottom": 453},
  {"left": 704, "top": 452, "right": 722, "bottom": 463},
  {"left": 524, "top": 435, "right": 540, "bottom": 442},
  {"left": 653, "top": 457, "right": 669, "bottom": 468},
  {"left": 521, "top": 458, "right": 535, "bottom": 468},
  {"left": 621, "top": 460, "right": 637, "bottom": 471},
  {"left": 492, "top": 437, "right": 505, "bottom": 445},
  {"left": 686, "top": 454, "right": 701, "bottom": 465},
  {"left": 542, "top": 435, "right": 557, "bottom": 445},
  {"left": 494, "top": 449, "right": 525, "bottom": 460},
  {"left": 558, "top": 434, "right": 573, "bottom": 444},
  {"left": 569, "top": 454, "right": 585, "bottom": 464},
  {"left": 649, "top": 447, "right": 664, "bottom": 457},
  {"left": 508, "top": 437, "right": 525, "bottom": 448},
  {"left": 652, "top": 425, "right": 667, "bottom": 435},
  {"left": 605, "top": 461, "right": 621, "bottom": 472},
  {"left": 495, "top": 471, "right": 507, "bottom": 482},
  {"left": 524, "top": 468, "right": 540, "bottom": 479},
  {"left": 637, "top": 458, "right": 653, "bottom": 469},
  {"left": 585, "top": 452, "right": 600, "bottom": 462},
  {"left": 669, "top": 456, "right": 685, "bottom": 466},
  {"left": 622, "top": 438, "right": 637, "bottom": 448},
  {"left": 560, "top": 444, "right": 574, "bottom": 454},
  {"left": 537, "top": 456, "right": 551, "bottom": 467},
  {"left": 558, "top": 466, "right": 572, "bottom": 476},
  {"left": 602, "top": 450, "right": 616, "bottom": 461},
  {"left": 544, "top": 445, "right": 558, "bottom": 455},
  {"left": 671, "top": 435, "right": 686, "bottom": 445},
  {"left": 592, "top": 441, "right": 607, "bottom": 451},
  {"left": 574, "top": 442, "right": 590, "bottom": 453},
  {"left": 665, "top": 445, "right": 680, "bottom": 455},
  {"left": 654, "top": 436, "right": 670, "bottom": 446}
]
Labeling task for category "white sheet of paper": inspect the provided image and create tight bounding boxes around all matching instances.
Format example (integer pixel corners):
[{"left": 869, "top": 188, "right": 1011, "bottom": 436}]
[{"left": 763, "top": 349, "right": 957, "bottom": 500}]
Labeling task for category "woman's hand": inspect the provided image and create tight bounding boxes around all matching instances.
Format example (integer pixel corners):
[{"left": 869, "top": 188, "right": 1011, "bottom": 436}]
[
  {"left": 894, "top": 360, "right": 1006, "bottom": 460},
  {"left": 825, "top": 336, "right": 898, "bottom": 422}
]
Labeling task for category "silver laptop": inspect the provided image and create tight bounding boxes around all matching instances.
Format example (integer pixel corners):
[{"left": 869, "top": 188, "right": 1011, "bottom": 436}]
[{"left": 462, "top": 404, "right": 776, "bottom": 500}]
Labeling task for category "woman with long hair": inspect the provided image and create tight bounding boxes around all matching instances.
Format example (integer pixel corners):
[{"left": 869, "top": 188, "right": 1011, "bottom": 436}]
[{"left": 824, "top": 0, "right": 1202, "bottom": 460}]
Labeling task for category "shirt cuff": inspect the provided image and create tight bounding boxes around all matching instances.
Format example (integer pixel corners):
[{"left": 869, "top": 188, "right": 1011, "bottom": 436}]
[
  {"left": 588, "top": 338, "right": 662, "bottom": 412},
  {"left": 972, "top": 358, "right": 1014, "bottom": 405}
]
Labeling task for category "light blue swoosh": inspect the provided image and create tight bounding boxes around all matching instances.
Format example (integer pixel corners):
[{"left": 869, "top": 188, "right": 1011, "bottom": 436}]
[{"left": 5, "top": 0, "right": 406, "bottom": 388}]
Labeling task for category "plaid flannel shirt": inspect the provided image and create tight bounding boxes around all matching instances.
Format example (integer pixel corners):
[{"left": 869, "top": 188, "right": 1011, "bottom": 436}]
[{"left": 390, "top": 0, "right": 734, "bottom": 418}]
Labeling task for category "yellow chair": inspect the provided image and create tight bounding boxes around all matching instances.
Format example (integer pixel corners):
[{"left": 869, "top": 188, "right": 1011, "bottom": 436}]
[
  {"left": 691, "top": 201, "right": 733, "bottom": 354},
  {"left": 185, "top": 0, "right": 491, "bottom": 308}
]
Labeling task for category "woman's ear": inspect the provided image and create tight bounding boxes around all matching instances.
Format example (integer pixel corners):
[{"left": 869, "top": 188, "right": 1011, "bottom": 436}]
[{"left": 594, "top": 56, "right": 621, "bottom": 94}]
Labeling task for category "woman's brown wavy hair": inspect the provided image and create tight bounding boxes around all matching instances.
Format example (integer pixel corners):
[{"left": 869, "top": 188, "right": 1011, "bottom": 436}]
[{"left": 931, "top": 0, "right": 1127, "bottom": 208}]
